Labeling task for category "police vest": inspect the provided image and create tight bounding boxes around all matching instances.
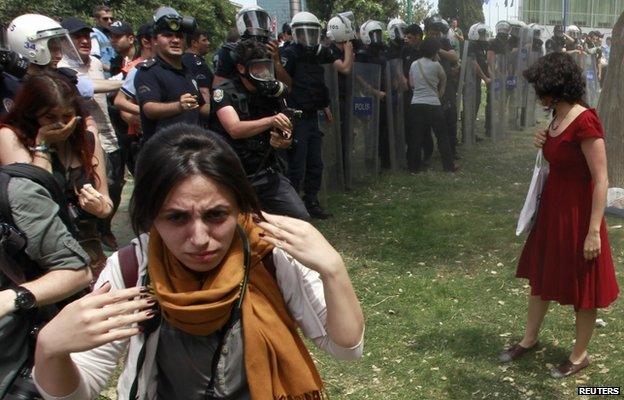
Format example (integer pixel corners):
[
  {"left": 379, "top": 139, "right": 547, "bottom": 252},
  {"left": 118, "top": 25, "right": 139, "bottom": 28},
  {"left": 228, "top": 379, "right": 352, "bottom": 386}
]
[{"left": 287, "top": 47, "right": 328, "bottom": 112}]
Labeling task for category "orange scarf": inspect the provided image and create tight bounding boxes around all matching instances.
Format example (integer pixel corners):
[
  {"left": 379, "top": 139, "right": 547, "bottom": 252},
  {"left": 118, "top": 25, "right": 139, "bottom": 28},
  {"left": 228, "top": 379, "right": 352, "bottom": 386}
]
[{"left": 148, "top": 215, "right": 327, "bottom": 399}]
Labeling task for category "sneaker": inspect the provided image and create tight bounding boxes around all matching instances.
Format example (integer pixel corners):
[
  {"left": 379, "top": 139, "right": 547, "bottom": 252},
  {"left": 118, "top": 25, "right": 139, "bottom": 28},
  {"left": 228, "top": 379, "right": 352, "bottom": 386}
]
[
  {"left": 100, "top": 233, "right": 119, "bottom": 251},
  {"left": 306, "top": 202, "right": 333, "bottom": 219},
  {"left": 550, "top": 356, "right": 590, "bottom": 379}
]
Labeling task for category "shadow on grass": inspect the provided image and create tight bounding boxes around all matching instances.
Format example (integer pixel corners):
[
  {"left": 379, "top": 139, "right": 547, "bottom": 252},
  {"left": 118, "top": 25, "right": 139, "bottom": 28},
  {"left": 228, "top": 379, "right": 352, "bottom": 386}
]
[{"left": 408, "top": 326, "right": 574, "bottom": 398}]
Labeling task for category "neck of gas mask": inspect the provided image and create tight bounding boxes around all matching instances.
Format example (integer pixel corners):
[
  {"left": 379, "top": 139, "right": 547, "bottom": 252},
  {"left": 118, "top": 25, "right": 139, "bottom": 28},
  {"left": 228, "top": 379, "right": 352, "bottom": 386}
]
[{"left": 241, "top": 62, "right": 287, "bottom": 98}]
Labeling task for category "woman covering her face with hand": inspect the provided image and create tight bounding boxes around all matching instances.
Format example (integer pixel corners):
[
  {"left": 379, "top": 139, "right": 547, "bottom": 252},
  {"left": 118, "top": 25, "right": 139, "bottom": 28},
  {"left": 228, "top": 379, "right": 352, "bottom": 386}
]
[
  {"left": 0, "top": 72, "right": 112, "bottom": 278},
  {"left": 32, "top": 124, "right": 365, "bottom": 400}
]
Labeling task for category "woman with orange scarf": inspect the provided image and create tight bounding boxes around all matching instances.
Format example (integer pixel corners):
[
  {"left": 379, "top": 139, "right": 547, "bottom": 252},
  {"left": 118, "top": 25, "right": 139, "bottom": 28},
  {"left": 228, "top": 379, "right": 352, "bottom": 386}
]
[{"left": 32, "top": 124, "right": 365, "bottom": 400}]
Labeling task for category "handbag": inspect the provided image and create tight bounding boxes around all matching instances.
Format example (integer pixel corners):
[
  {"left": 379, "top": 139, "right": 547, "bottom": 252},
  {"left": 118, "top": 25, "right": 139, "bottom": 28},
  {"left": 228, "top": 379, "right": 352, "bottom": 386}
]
[{"left": 516, "top": 149, "right": 549, "bottom": 236}]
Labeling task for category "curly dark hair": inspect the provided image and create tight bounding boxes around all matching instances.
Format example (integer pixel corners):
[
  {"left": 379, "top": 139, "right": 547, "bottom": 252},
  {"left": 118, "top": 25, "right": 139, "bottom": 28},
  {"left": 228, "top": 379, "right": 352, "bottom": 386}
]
[
  {"left": 234, "top": 39, "right": 268, "bottom": 66},
  {"left": 523, "top": 52, "right": 586, "bottom": 105}
]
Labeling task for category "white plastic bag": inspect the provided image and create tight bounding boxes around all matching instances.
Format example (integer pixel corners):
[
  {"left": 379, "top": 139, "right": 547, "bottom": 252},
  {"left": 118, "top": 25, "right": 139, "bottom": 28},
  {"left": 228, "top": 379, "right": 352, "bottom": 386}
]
[{"left": 516, "top": 150, "right": 549, "bottom": 236}]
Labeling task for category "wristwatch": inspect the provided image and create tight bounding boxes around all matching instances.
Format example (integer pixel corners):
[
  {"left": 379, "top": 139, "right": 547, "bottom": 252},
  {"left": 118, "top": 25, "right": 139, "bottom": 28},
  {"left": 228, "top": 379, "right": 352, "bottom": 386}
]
[{"left": 12, "top": 287, "right": 37, "bottom": 314}]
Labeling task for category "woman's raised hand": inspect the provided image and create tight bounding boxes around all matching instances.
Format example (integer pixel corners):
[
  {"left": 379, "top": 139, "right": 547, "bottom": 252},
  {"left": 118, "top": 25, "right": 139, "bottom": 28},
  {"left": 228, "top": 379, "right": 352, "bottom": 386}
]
[
  {"left": 37, "top": 283, "right": 156, "bottom": 357},
  {"left": 255, "top": 212, "right": 345, "bottom": 277},
  {"left": 36, "top": 116, "right": 80, "bottom": 145}
]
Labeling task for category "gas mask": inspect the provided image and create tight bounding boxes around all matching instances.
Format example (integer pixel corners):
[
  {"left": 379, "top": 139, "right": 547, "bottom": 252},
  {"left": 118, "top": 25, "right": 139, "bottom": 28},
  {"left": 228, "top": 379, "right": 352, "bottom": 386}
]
[
  {"left": 153, "top": 7, "right": 197, "bottom": 35},
  {"left": 496, "top": 32, "right": 509, "bottom": 42},
  {"left": 242, "top": 58, "right": 287, "bottom": 97}
]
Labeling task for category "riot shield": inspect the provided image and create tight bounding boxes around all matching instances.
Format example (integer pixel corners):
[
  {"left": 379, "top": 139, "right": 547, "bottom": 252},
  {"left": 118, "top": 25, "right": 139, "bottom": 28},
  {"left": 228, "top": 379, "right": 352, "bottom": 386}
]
[
  {"left": 583, "top": 53, "right": 600, "bottom": 108},
  {"left": 319, "top": 64, "right": 345, "bottom": 202},
  {"left": 346, "top": 62, "right": 381, "bottom": 186},
  {"left": 458, "top": 41, "right": 477, "bottom": 147},
  {"left": 524, "top": 45, "right": 543, "bottom": 128},
  {"left": 511, "top": 27, "right": 533, "bottom": 129},
  {"left": 571, "top": 52, "right": 600, "bottom": 108},
  {"left": 386, "top": 58, "right": 407, "bottom": 170},
  {"left": 488, "top": 52, "right": 508, "bottom": 139}
]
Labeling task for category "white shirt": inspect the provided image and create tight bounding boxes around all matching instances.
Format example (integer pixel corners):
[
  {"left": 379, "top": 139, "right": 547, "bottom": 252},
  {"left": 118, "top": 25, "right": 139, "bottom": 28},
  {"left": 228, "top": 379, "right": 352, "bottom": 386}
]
[
  {"left": 34, "top": 234, "right": 364, "bottom": 400},
  {"left": 58, "top": 56, "right": 119, "bottom": 153}
]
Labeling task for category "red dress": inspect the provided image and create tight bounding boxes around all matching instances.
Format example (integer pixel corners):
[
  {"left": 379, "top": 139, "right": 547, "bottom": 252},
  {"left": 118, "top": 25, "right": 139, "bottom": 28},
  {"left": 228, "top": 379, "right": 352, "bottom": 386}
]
[{"left": 517, "top": 109, "right": 619, "bottom": 310}]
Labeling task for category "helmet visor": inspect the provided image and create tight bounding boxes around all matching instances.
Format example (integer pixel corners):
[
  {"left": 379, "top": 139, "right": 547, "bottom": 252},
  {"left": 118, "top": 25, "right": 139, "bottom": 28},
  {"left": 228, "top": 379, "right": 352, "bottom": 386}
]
[
  {"left": 393, "top": 26, "right": 405, "bottom": 40},
  {"left": 247, "top": 59, "right": 275, "bottom": 81},
  {"left": 294, "top": 27, "right": 320, "bottom": 47},
  {"left": 369, "top": 30, "right": 383, "bottom": 44},
  {"left": 242, "top": 10, "right": 271, "bottom": 37},
  {"left": 36, "top": 29, "right": 83, "bottom": 66}
]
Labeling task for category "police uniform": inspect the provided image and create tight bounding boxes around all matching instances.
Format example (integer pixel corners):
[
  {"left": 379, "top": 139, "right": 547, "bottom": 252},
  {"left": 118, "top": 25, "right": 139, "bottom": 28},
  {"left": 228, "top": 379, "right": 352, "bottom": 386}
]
[
  {"left": 280, "top": 44, "right": 337, "bottom": 210},
  {"left": 134, "top": 56, "right": 205, "bottom": 141},
  {"left": 182, "top": 52, "right": 214, "bottom": 128},
  {"left": 0, "top": 73, "right": 20, "bottom": 116},
  {"left": 214, "top": 43, "right": 237, "bottom": 80},
  {"left": 182, "top": 53, "right": 215, "bottom": 90},
  {"left": 211, "top": 77, "right": 309, "bottom": 220}
]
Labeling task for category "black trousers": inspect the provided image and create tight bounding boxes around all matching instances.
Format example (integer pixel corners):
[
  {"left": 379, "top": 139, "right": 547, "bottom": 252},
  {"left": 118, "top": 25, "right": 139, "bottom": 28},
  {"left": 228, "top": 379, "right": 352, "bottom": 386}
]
[
  {"left": 98, "top": 149, "right": 125, "bottom": 235},
  {"left": 404, "top": 94, "right": 433, "bottom": 162},
  {"left": 288, "top": 114, "right": 323, "bottom": 204},
  {"left": 407, "top": 104, "right": 454, "bottom": 172},
  {"left": 250, "top": 169, "right": 310, "bottom": 221}
]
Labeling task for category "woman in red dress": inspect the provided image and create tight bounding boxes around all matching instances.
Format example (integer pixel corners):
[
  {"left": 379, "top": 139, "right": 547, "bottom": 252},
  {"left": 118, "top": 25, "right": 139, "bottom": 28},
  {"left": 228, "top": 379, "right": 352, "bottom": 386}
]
[{"left": 499, "top": 52, "right": 619, "bottom": 378}]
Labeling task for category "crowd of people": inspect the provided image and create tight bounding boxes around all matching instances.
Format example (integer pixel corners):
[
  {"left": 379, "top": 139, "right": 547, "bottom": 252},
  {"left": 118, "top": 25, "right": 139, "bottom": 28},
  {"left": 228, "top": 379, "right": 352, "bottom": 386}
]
[{"left": 0, "top": 4, "right": 618, "bottom": 399}]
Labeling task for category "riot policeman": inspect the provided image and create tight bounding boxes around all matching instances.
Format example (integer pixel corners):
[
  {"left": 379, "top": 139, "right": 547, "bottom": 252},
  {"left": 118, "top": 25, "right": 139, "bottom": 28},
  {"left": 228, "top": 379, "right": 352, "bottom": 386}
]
[
  {"left": 212, "top": 39, "right": 309, "bottom": 220},
  {"left": 387, "top": 18, "right": 407, "bottom": 60},
  {"left": 356, "top": 20, "right": 392, "bottom": 168},
  {"left": 134, "top": 7, "right": 210, "bottom": 142},
  {"left": 486, "top": 21, "right": 512, "bottom": 138},
  {"left": 280, "top": 11, "right": 338, "bottom": 219},
  {"left": 545, "top": 25, "right": 566, "bottom": 53},
  {"left": 213, "top": 6, "right": 281, "bottom": 87},
  {"left": 6, "top": 14, "right": 93, "bottom": 99},
  {"left": 326, "top": 12, "right": 356, "bottom": 176}
]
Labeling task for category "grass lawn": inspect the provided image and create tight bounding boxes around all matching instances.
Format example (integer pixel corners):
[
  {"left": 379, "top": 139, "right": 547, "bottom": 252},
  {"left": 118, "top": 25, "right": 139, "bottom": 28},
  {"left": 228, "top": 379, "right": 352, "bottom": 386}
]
[{"left": 109, "top": 119, "right": 623, "bottom": 399}]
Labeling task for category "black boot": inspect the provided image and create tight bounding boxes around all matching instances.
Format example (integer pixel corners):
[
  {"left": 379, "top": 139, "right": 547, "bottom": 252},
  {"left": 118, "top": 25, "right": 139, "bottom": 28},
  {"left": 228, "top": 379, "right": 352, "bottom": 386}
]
[{"left": 305, "top": 201, "right": 332, "bottom": 219}]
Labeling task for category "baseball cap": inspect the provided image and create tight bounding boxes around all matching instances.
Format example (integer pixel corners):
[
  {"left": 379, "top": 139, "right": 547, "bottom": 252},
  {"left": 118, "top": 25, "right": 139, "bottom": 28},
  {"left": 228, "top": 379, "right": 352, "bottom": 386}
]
[
  {"left": 136, "top": 22, "right": 154, "bottom": 38},
  {"left": 109, "top": 20, "right": 134, "bottom": 36},
  {"left": 60, "top": 17, "right": 93, "bottom": 34}
]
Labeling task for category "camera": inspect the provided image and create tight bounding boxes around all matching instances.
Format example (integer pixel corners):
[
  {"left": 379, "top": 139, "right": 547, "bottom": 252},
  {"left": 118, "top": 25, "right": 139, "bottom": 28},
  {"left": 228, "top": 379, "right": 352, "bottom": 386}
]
[
  {"left": 1, "top": 25, "right": 29, "bottom": 79},
  {"left": 0, "top": 222, "right": 27, "bottom": 255}
]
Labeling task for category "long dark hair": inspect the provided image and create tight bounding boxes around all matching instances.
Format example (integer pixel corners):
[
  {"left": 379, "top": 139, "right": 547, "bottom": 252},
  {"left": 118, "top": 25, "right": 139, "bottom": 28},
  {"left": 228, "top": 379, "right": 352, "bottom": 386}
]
[
  {"left": 129, "top": 124, "right": 262, "bottom": 235},
  {"left": 0, "top": 71, "right": 97, "bottom": 181}
]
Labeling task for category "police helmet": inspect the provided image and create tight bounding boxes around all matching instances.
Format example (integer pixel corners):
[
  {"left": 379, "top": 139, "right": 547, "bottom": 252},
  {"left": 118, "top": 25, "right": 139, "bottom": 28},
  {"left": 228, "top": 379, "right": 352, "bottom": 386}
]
[
  {"left": 387, "top": 18, "right": 407, "bottom": 42},
  {"left": 359, "top": 20, "right": 384, "bottom": 46},
  {"left": 236, "top": 6, "right": 271, "bottom": 39}
]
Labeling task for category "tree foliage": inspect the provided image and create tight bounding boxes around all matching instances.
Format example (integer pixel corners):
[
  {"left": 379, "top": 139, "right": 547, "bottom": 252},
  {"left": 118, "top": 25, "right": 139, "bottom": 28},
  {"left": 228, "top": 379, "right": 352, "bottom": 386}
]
[
  {"left": 397, "top": 0, "right": 434, "bottom": 24},
  {"left": 0, "top": 0, "right": 236, "bottom": 48},
  {"left": 307, "top": 0, "right": 400, "bottom": 27},
  {"left": 438, "top": 0, "right": 484, "bottom": 34},
  {"left": 598, "top": 11, "right": 624, "bottom": 186}
]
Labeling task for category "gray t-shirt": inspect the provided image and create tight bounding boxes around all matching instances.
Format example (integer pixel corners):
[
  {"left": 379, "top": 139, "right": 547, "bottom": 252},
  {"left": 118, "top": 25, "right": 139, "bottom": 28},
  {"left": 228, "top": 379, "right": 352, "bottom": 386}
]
[
  {"left": 156, "top": 318, "right": 249, "bottom": 399},
  {"left": 0, "top": 178, "right": 89, "bottom": 397},
  {"left": 409, "top": 57, "right": 444, "bottom": 106}
]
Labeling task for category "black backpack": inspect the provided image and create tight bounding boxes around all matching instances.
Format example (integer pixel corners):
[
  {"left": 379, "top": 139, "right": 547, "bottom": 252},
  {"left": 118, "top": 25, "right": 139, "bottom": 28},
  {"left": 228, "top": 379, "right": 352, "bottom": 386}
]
[{"left": 0, "top": 163, "right": 76, "bottom": 284}]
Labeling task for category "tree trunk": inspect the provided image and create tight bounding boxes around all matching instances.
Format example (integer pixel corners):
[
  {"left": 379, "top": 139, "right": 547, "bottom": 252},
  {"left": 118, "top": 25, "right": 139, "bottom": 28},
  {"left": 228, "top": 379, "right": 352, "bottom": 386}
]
[{"left": 598, "top": 12, "right": 624, "bottom": 187}]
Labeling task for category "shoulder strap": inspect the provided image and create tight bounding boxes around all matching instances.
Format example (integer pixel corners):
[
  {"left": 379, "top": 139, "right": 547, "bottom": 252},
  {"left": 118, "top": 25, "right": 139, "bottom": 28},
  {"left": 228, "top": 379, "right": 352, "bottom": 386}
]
[
  {"left": 0, "top": 170, "right": 11, "bottom": 224},
  {"left": 118, "top": 243, "right": 139, "bottom": 288},
  {"left": 0, "top": 164, "right": 75, "bottom": 234}
]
